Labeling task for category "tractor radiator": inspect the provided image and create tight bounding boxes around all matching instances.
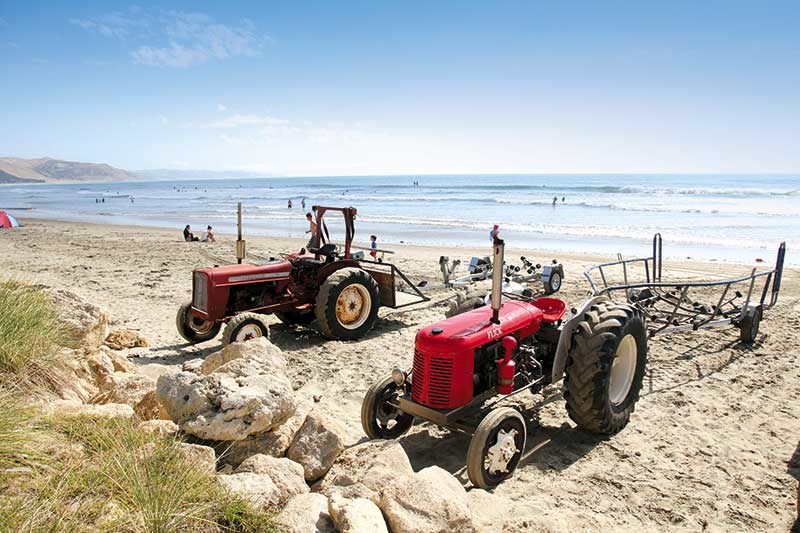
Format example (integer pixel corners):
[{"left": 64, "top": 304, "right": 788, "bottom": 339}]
[
  {"left": 411, "top": 348, "right": 454, "bottom": 409},
  {"left": 193, "top": 271, "right": 208, "bottom": 311}
]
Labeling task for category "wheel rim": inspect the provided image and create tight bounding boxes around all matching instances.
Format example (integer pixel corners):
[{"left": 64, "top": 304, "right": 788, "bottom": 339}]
[
  {"left": 609, "top": 334, "right": 637, "bottom": 405},
  {"left": 550, "top": 273, "right": 561, "bottom": 291},
  {"left": 374, "top": 382, "right": 410, "bottom": 435},
  {"left": 235, "top": 323, "right": 263, "bottom": 342},
  {"left": 484, "top": 428, "right": 520, "bottom": 475},
  {"left": 188, "top": 312, "right": 214, "bottom": 335},
  {"left": 336, "top": 284, "right": 371, "bottom": 330}
]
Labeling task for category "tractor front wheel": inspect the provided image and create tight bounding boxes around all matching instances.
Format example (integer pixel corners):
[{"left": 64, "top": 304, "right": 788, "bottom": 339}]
[
  {"left": 739, "top": 305, "right": 762, "bottom": 344},
  {"left": 563, "top": 297, "right": 647, "bottom": 434},
  {"left": 315, "top": 268, "right": 380, "bottom": 340},
  {"left": 176, "top": 302, "right": 221, "bottom": 343},
  {"left": 466, "top": 407, "right": 527, "bottom": 489},
  {"left": 361, "top": 374, "right": 414, "bottom": 439},
  {"left": 222, "top": 313, "right": 269, "bottom": 345}
]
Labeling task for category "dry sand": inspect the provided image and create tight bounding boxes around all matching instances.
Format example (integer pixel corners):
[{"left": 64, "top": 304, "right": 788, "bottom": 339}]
[{"left": 1, "top": 219, "right": 798, "bottom": 531}]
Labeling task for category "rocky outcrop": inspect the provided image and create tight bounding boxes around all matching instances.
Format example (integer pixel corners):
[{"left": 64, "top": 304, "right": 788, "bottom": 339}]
[
  {"left": 200, "top": 337, "right": 285, "bottom": 375},
  {"left": 48, "top": 288, "right": 108, "bottom": 349},
  {"left": 93, "top": 372, "right": 155, "bottom": 407},
  {"left": 378, "top": 466, "right": 476, "bottom": 533},
  {"left": 328, "top": 493, "right": 388, "bottom": 533},
  {"left": 274, "top": 493, "right": 336, "bottom": 533},
  {"left": 235, "top": 454, "right": 309, "bottom": 504},
  {"left": 218, "top": 472, "right": 281, "bottom": 509},
  {"left": 176, "top": 443, "right": 217, "bottom": 474},
  {"left": 318, "top": 439, "right": 413, "bottom": 495},
  {"left": 287, "top": 410, "right": 347, "bottom": 481},
  {"left": 156, "top": 338, "right": 295, "bottom": 441},
  {"left": 45, "top": 400, "right": 135, "bottom": 419},
  {"left": 137, "top": 419, "right": 179, "bottom": 437},
  {"left": 105, "top": 329, "right": 149, "bottom": 350}
]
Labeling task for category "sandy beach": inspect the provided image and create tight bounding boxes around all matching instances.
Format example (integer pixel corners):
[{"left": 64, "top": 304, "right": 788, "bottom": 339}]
[{"left": 1, "top": 218, "right": 798, "bottom": 531}]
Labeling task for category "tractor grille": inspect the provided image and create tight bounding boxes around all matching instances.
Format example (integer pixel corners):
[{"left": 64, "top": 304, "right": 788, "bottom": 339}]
[
  {"left": 412, "top": 348, "right": 453, "bottom": 409},
  {"left": 193, "top": 272, "right": 208, "bottom": 311}
]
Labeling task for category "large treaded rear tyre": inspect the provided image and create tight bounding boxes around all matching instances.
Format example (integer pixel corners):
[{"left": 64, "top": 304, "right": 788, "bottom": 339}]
[
  {"left": 315, "top": 267, "right": 380, "bottom": 340},
  {"left": 222, "top": 313, "right": 269, "bottom": 345},
  {"left": 466, "top": 407, "right": 527, "bottom": 489},
  {"left": 176, "top": 302, "right": 221, "bottom": 343},
  {"left": 564, "top": 297, "right": 647, "bottom": 434},
  {"left": 361, "top": 374, "right": 414, "bottom": 439}
]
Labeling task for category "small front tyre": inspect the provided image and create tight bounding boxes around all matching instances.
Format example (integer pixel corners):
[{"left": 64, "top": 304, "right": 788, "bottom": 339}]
[
  {"left": 361, "top": 374, "right": 414, "bottom": 439},
  {"left": 222, "top": 313, "right": 269, "bottom": 345},
  {"left": 466, "top": 407, "right": 527, "bottom": 489},
  {"left": 739, "top": 305, "right": 762, "bottom": 344},
  {"left": 176, "top": 302, "right": 221, "bottom": 343}
]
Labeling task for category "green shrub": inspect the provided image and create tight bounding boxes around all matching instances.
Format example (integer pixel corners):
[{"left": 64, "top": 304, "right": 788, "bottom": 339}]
[{"left": 0, "top": 388, "right": 43, "bottom": 470}]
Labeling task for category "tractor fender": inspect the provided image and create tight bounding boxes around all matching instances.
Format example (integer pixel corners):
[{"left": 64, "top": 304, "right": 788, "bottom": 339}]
[
  {"left": 317, "top": 260, "right": 361, "bottom": 283},
  {"left": 551, "top": 295, "right": 609, "bottom": 383}
]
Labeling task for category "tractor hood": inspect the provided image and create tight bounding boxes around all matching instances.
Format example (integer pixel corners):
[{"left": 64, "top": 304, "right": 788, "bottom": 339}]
[
  {"left": 416, "top": 300, "right": 543, "bottom": 353},
  {"left": 197, "top": 260, "right": 292, "bottom": 287}
]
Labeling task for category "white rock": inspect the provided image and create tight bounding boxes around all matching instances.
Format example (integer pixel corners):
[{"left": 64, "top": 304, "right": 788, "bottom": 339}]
[
  {"left": 319, "top": 439, "right": 413, "bottom": 494},
  {"left": 137, "top": 419, "right": 179, "bottom": 437},
  {"left": 95, "top": 372, "right": 155, "bottom": 407},
  {"left": 176, "top": 443, "right": 216, "bottom": 474},
  {"left": 219, "top": 472, "right": 281, "bottom": 509},
  {"left": 287, "top": 410, "right": 347, "bottom": 481},
  {"left": 378, "top": 466, "right": 476, "bottom": 533},
  {"left": 48, "top": 288, "right": 108, "bottom": 350},
  {"left": 328, "top": 493, "right": 388, "bottom": 533},
  {"left": 45, "top": 400, "right": 134, "bottom": 419},
  {"left": 274, "top": 493, "right": 336, "bottom": 533},
  {"left": 201, "top": 337, "right": 286, "bottom": 375},
  {"left": 235, "top": 454, "right": 309, "bottom": 504}
]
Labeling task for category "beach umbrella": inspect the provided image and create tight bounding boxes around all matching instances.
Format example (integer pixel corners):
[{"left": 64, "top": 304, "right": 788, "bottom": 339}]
[{"left": 0, "top": 210, "right": 21, "bottom": 229}]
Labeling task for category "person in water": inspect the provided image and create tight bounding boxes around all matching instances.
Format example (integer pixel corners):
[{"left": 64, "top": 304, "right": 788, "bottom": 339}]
[
  {"left": 202, "top": 225, "right": 216, "bottom": 242},
  {"left": 183, "top": 224, "right": 199, "bottom": 242},
  {"left": 288, "top": 199, "right": 293, "bottom": 209},
  {"left": 305, "top": 213, "right": 318, "bottom": 248},
  {"left": 552, "top": 196, "right": 557, "bottom": 206}
]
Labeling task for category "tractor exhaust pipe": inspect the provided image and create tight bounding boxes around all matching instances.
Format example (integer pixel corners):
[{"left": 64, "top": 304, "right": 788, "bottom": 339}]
[{"left": 490, "top": 235, "right": 504, "bottom": 324}]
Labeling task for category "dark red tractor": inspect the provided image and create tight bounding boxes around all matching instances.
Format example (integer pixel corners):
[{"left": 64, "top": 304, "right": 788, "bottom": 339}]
[
  {"left": 362, "top": 236, "right": 648, "bottom": 488},
  {"left": 176, "top": 206, "right": 427, "bottom": 344}
]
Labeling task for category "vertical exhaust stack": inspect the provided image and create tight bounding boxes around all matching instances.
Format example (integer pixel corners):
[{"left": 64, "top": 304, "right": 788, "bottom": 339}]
[
  {"left": 490, "top": 236, "right": 505, "bottom": 324},
  {"left": 236, "top": 202, "right": 246, "bottom": 264}
]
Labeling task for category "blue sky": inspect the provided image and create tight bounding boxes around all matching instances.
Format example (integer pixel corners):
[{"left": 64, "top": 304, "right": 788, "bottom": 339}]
[{"left": 1, "top": 1, "right": 798, "bottom": 175}]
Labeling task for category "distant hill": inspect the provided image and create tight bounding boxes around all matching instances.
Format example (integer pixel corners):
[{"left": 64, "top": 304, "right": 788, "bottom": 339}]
[{"left": 0, "top": 157, "right": 135, "bottom": 184}]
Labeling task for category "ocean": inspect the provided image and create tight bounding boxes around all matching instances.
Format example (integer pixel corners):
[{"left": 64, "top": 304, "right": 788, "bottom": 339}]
[{"left": 1, "top": 174, "right": 797, "bottom": 265}]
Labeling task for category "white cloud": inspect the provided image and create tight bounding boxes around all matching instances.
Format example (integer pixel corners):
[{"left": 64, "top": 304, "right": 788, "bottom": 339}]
[
  {"left": 199, "top": 113, "right": 290, "bottom": 129},
  {"left": 71, "top": 8, "right": 263, "bottom": 68},
  {"left": 217, "top": 103, "right": 227, "bottom": 112}
]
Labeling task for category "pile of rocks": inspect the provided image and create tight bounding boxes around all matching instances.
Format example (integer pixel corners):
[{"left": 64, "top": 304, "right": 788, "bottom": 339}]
[{"left": 153, "top": 335, "right": 514, "bottom": 532}]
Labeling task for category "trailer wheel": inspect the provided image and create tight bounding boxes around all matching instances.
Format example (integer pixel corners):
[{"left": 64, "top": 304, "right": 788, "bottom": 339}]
[
  {"left": 222, "top": 313, "right": 269, "bottom": 345},
  {"left": 316, "top": 268, "right": 380, "bottom": 340},
  {"left": 276, "top": 309, "right": 316, "bottom": 326},
  {"left": 467, "top": 407, "right": 526, "bottom": 489},
  {"left": 739, "top": 305, "right": 762, "bottom": 344},
  {"left": 543, "top": 270, "right": 562, "bottom": 295},
  {"left": 361, "top": 374, "right": 414, "bottom": 439},
  {"left": 176, "top": 302, "right": 221, "bottom": 343},
  {"left": 564, "top": 297, "right": 647, "bottom": 434}
]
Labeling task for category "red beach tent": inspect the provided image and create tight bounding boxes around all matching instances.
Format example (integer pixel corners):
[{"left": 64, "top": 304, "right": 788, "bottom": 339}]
[{"left": 0, "top": 210, "right": 21, "bottom": 229}]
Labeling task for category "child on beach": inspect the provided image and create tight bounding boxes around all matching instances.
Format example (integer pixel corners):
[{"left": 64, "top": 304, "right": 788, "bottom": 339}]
[
  {"left": 370, "top": 235, "right": 378, "bottom": 260},
  {"left": 306, "top": 213, "right": 318, "bottom": 248},
  {"left": 489, "top": 224, "right": 500, "bottom": 242},
  {"left": 202, "top": 225, "right": 216, "bottom": 242}
]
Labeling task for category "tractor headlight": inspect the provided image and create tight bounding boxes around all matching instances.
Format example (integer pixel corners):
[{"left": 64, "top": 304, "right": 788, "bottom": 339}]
[{"left": 391, "top": 367, "right": 406, "bottom": 387}]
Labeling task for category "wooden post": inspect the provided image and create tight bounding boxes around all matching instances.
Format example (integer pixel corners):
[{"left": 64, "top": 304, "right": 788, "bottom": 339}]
[{"left": 236, "top": 202, "right": 245, "bottom": 264}]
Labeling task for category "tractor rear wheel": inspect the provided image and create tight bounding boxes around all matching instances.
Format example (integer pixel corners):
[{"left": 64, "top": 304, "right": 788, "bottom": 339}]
[
  {"left": 543, "top": 269, "right": 562, "bottom": 295},
  {"left": 315, "top": 268, "right": 380, "bottom": 340},
  {"left": 739, "top": 305, "right": 762, "bottom": 344},
  {"left": 361, "top": 374, "right": 414, "bottom": 439},
  {"left": 222, "top": 313, "right": 269, "bottom": 345},
  {"left": 563, "top": 297, "right": 647, "bottom": 434},
  {"left": 466, "top": 407, "right": 526, "bottom": 488},
  {"left": 276, "top": 309, "right": 316, "bottom": 326},
  {"left": 176, "top": 302, "right": 221, "bottom": 343}
]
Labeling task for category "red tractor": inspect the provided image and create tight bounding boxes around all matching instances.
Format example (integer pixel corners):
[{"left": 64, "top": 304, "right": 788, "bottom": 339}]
[
  {"left": 362, "top": 236, "right": 648, "bottom": 488},
  {"left": 176, "top": 206, "right": 427, "bottom": 344}
]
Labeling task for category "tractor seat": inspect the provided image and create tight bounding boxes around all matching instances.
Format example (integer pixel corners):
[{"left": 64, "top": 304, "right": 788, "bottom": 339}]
[{"left": 309, "top": 243, "right": 338, "bottom": 263}]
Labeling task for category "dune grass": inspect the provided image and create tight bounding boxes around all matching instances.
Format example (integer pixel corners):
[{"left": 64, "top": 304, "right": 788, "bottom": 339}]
[{"left": 0, "top": 280, "right": 63, "bottom": 378}]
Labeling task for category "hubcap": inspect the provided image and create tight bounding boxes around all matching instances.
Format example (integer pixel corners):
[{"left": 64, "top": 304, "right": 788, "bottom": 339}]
[
  {"left": 336, "top": 285, "right": 371, "bottom": 330},
  {"left": 551, "top": 273, "right": 561, "bottom": 290},
  {"left": 609, "top": 334, "right": 637, "bottom": 405},
  {"left": 235, "top": 323, "right": 263, "bottom": 342},
  {"left": 484, "top": 428, "right": 519, "bottom": 474},
  {"left": 189, "top": 314, "right": 214, "bottom": 334}
]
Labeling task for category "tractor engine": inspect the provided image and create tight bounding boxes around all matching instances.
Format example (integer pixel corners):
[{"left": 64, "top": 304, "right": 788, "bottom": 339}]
[{"left": 411, "top": 237, "right": 544, "bottom": 410}]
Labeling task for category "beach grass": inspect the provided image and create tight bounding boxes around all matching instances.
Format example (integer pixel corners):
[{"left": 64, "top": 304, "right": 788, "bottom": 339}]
[{"left": 0, "top": 279, "right": 63, "bottom": 379}]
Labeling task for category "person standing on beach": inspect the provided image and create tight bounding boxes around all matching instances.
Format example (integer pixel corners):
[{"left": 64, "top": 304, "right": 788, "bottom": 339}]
[
  {"left": 305, "top": 212, "right": 318, "bottom": 249},
  {"left": 489, "top": 224, "right": 500, "bottom": 242}
]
